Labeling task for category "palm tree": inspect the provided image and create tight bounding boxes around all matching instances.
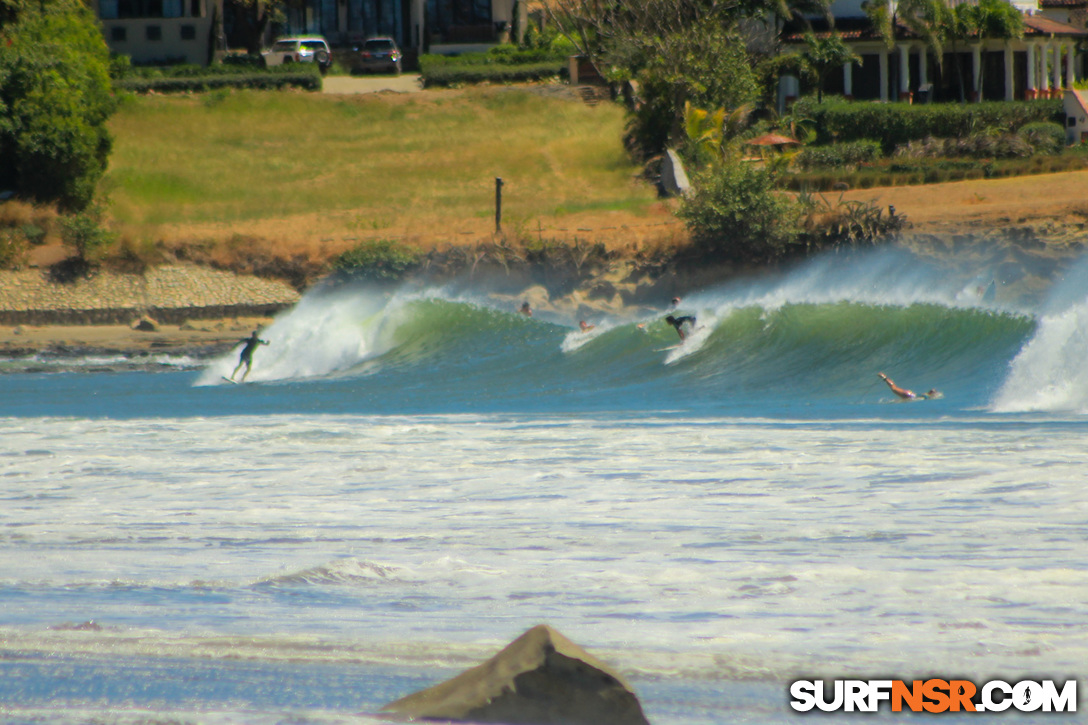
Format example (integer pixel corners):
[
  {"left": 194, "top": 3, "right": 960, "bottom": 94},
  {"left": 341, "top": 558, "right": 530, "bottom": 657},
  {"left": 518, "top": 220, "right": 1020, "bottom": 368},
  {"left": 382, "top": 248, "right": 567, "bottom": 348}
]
[
  {"left": 683, "top": 101, "right": 755, "bottom": 163},
  {"left": 865, "top": 0, "right": 951, "bottom": 99},
  {"left": 897, "top": 0, "right": 953, "bottom": 95},
  {"left": 961, "top": 0, "right": 1024, "bottom": 101},
  {"left": 802, "top": 32, "right": 861, "bottom": 103},
  {"left": 944, "top": 2, "right": 977, "bottom": 102}
]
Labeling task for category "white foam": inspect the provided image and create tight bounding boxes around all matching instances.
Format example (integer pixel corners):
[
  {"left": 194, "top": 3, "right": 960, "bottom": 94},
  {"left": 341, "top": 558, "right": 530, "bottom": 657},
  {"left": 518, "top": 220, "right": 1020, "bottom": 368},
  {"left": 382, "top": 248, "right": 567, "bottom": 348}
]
[
  {"left": 560, "top": 320, "right": 614, "bottom": 352},
  {"left": 992, "top": 255, "right": 1088, "bottom": 413},
  {"left": 2, "top": 413, "right": 1085, "bottom": 679}
]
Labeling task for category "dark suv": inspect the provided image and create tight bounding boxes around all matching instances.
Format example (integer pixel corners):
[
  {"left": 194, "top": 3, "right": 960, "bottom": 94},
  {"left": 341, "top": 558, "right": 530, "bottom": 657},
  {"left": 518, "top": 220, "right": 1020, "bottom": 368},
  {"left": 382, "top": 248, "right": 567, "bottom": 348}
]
[{"left": 353, "top": 37, "right": 402, "bottom": 74}]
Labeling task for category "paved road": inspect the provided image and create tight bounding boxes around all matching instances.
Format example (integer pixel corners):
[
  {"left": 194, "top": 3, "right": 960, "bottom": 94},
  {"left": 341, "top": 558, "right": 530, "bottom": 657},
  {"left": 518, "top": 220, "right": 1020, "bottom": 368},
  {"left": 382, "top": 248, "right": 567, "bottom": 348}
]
[{"left": 322, "top": 75, "right": 423, "bottom": 94}]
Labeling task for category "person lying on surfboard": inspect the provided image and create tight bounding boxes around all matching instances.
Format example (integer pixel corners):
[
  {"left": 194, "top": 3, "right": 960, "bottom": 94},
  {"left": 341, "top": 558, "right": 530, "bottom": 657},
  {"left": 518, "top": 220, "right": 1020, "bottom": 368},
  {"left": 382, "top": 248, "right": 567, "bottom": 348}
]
[
  {"left": 579, "top": 320, "right": 595, "bottom": 332},
  {"left": 231, "top": 330, "right": 269, "bottom": 382},
  {"left": 879, "top": 372, "right": 939, "bottom": 400},
  {"left": 665, "top": 315, "right": 696, "bottom": 341}
]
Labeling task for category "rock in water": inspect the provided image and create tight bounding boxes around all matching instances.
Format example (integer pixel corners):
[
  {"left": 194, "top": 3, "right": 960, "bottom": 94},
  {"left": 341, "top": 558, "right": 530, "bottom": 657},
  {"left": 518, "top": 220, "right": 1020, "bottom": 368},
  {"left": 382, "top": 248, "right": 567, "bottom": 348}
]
[{"left": 381, "top": 624, "right": 651, "bottom": 725}]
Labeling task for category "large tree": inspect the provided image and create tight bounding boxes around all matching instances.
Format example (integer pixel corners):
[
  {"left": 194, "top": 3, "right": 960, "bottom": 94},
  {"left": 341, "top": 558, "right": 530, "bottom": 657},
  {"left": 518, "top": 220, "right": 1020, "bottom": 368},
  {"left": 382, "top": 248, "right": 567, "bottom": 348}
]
[
  {"left": 549, "top": 0, "right": 826, "bottom": 154},
  {"left": 0, "top": 0, "right": 116, "bottom": 211},
  {"left": 627, "top": 20, "right": 760, "bottom": 155}
]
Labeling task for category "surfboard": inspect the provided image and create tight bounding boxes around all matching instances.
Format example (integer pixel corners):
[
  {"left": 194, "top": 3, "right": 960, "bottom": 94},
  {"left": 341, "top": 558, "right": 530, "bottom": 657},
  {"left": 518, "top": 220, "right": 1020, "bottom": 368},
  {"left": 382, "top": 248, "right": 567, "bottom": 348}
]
[
  {"left": 654, "top": 344, "right": 684, "bottom": 352},
  {"left": 221, "top": 376, "right": 240, "bottom": 385}
]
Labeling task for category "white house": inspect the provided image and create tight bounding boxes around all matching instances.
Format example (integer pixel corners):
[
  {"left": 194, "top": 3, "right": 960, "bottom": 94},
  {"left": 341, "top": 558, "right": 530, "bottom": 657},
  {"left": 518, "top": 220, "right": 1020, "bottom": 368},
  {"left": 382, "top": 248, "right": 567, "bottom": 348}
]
[
  {"left": 784, "top": 0, "right": 1088, "bottom": 103},
  {"left": 1064, "top": 88, "right": 1088, "bottom": 142}
]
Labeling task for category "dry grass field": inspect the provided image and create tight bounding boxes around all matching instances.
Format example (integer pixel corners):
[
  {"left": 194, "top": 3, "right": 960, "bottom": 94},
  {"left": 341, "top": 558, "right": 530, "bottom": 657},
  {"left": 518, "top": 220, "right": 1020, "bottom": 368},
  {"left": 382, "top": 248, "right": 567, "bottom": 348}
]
[{"left": 104, "top": 85, "right": 677, "bottom": 268}]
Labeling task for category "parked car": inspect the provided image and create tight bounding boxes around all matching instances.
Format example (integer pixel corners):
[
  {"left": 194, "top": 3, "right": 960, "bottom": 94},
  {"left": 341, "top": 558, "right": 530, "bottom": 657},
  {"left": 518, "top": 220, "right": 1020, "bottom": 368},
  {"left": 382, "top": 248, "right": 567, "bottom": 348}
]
[
  {"left": 262, "top": 37, "right": 331, "bottom": 73},
  {"left": 353, "top": 37, "right": 402, "bottom": 75}
]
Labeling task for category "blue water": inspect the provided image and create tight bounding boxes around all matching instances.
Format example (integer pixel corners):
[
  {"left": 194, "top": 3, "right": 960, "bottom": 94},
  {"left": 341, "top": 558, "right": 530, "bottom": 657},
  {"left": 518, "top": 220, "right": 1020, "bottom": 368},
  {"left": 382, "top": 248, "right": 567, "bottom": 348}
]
[{"left": 1, "top": 246, "right": 1086, "bottom": 723}]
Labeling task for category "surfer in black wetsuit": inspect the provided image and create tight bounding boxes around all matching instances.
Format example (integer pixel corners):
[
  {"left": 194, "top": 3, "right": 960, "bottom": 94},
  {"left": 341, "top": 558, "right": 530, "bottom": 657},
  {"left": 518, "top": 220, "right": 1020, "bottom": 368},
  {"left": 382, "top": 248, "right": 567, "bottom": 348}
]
[
  {"left": 231, "top": 330, "right": 269, "bottom": 382},
  {"left": 665, "top": 315, "right": 696, "bottom": 341}
]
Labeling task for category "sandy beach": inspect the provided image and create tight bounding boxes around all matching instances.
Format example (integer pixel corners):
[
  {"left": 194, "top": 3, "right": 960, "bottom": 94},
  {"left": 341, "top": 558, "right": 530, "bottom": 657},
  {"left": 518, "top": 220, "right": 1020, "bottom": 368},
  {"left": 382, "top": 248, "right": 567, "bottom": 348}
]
[
  {"left": 0, "top": 319, "right": 275, "bottom": 358},
  {"left": 842, "top": 168, "right": 1088, "bottom": 234}
]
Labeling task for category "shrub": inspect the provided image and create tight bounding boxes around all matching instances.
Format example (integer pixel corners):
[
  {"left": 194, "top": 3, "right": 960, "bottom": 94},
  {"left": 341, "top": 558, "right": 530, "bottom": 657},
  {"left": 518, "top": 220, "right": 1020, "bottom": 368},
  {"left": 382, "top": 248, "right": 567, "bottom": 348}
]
[
  {"left": 797, "top": 193, "right": 906, "bottom": 248},
  {"left": 0, "top": 0, "right": 117, "bottom": 211},
  {"left": 333, "top": 239, "right": 421, "bottom": 281},
  {"left": 109, "top": 53, "right": 133, "bottom": 79},
  {"left": 419, "top": 45, "right": 568, "bottom": 71},
  {"left": 0, "top": 228, "right": 28, "bottom": 269},
  {"left": 417, "top": 44, "right": 570, "bottom": 87},
  {"left": 21, "top": 222, "right": 46, "bottom": 245},
  {"left": 1018, "top": 122, "right": 1065, "bottom": 155},
  {"left": 116, "top": 71, "right": 321, "bottom": 94},
  {"left": 60, "top": 204, "right": 114, "bottom": 261},
  {"left": 677, "top": 162, "right": 799, "bottom": 261},
  {"left": 126, "top": 58, "right": 303, "bottom": 78},
  {"left": 420, "top": 62, "right": 566, "bottom": 88},
  {"left": 797, "top": 140, "right": 882, "bottom": 170},
  {"left": 792, "top": 97, "right": 1064, "bottom": 152},
  {"left": 895, "top": 133, "right": 1033, "bottom": 159}
]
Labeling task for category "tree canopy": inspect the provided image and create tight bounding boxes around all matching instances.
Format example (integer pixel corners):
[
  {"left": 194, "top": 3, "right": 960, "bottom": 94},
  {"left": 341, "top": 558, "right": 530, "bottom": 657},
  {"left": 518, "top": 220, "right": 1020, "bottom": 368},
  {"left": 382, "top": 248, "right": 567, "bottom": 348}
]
[
  {"left": 0, "top": 0, "right": 116, "bottom": 210},
  {"left": 548, "top": 0, "right": 833, "bottom": 154}
]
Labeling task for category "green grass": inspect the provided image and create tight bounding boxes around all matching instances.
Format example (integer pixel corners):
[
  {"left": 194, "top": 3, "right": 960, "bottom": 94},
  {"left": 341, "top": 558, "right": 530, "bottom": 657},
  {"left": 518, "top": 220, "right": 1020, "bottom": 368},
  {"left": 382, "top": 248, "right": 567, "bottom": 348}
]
[{"left": 105, "top": 86, "right": 658, "bottom": 244}]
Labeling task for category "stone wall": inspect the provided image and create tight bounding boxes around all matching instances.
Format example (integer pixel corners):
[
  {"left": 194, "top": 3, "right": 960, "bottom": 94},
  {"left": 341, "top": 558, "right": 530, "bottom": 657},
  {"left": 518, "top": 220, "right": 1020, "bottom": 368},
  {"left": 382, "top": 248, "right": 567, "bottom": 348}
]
[{"left": 0, "top": 265, "right": 301, "bottom": 326}]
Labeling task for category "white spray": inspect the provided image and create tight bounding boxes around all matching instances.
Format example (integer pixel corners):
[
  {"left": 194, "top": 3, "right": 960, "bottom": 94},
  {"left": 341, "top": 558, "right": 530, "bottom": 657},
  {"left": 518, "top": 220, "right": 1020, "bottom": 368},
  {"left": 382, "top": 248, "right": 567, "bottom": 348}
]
[{"left": 992, "top": 255, "right": 1088, "bottom": 413}]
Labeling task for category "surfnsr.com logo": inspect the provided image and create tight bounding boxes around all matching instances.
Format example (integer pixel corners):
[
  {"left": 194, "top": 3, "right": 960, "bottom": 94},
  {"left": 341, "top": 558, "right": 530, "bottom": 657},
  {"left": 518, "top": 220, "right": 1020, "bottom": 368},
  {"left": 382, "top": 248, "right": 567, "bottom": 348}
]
[{"left": 789, "top": 679, "right": 1077, "bottom": 713}]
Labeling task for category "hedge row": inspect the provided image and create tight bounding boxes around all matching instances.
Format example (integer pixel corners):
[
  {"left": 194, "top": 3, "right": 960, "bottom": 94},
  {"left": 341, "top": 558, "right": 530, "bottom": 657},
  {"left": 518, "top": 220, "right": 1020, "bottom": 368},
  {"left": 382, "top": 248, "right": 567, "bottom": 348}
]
[
  {"left": 785, "top": 151, "right": 1088, "bottom": 191},
  {"left": 796, "top": 140, "right": 882, "bottom": 170},
  {"left": 121, "top": 56, "right": 280, "bottom": 78},
  {"left": 792, "top": 97, "right": 1064, "bottom": 152},
  {"left": 419, "top": 46, "right": 568, "bottom": 70},
  {"left": 116, "top": 72, "right": 321, "bottom": 93},
  {"left": 421, "top": 62, "right": 566, "bottom": 87}
]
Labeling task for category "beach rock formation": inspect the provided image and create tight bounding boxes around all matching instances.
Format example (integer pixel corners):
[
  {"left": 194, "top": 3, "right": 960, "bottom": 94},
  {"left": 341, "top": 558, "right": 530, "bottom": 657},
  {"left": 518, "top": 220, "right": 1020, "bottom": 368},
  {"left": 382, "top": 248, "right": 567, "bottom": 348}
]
[
  {"left": 131, "top": 316, "right": 158, "bottom": 331},
  {"left": 381, "top": 624, "right": 651, "bottom": 725}
]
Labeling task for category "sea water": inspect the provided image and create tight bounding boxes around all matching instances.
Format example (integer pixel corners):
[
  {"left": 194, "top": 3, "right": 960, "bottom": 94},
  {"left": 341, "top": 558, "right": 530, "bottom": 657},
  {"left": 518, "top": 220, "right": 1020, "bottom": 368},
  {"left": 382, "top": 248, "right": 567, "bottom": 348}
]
[{"left": 1, "top": 246, "right": 1085, "bottom": 724}]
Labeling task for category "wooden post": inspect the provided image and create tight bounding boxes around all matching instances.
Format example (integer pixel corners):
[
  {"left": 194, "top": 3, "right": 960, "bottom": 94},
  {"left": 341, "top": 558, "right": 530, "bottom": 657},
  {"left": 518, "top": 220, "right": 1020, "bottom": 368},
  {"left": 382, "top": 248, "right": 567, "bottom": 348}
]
[{"left": 495, "top": 177, "right": 504, "bottom": 233}]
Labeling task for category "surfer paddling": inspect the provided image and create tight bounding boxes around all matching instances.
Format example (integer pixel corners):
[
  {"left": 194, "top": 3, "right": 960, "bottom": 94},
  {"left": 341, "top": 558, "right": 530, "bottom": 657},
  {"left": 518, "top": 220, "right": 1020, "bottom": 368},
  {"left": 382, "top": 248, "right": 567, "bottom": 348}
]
[
  {"left": 878, "top": 372, "right": 939, "bottom": 401},
  {"left": 665, "top": 315, "right": 696, "bottom": 342},
  {"left": 231, "top": 330, "right": 269, "bottom": 382}
]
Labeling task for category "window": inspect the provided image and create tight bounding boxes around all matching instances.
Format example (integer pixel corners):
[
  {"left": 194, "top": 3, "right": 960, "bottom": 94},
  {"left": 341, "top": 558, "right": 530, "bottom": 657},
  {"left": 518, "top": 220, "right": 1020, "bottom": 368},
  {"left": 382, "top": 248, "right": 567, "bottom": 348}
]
[
  {"left": 146, "top": 24, "right": 162, "bottom": 40},
  {"left": 111, "top": 26, "right": 127, "bottom": 41},
  {"left": 181, "top": 24, "right": 196, "bottom": 39},
  {"left": 1069, "top": 116, "right": 1077, "bottom": 127},
  {"left": 116, "top": 0, "right": 168, "bottom": 18}
]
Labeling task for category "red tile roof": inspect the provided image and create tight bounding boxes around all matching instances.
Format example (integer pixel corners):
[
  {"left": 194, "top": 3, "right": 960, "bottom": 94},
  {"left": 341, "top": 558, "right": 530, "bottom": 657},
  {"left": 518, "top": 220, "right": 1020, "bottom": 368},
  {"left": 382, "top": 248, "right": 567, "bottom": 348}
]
[
  {"left": 1069, "top": 89, "right": 1088, "bottom": 115},
  {"left": 783, "top": 10, "right": 1088, "bottom": 42},
  {"left": 1024, "top": 14, "right": 1088, "bottom": 35}
]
